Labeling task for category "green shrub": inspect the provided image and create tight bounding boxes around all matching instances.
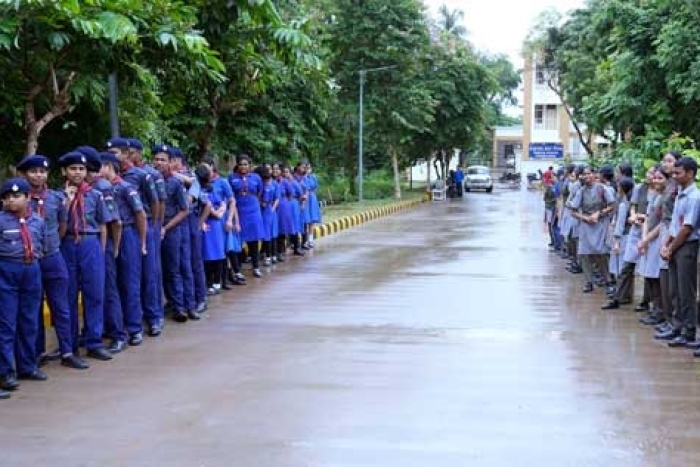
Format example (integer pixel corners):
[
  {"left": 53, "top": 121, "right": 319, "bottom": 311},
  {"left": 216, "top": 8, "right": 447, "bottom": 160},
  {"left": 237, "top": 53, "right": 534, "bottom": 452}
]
[{"left": 362, "top": 169, "right": 394, "bottom": 199}]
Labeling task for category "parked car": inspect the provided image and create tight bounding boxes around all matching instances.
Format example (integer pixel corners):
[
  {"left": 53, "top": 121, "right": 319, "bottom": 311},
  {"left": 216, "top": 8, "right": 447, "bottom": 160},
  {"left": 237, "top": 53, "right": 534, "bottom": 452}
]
[{"left": 464, "top": 165, "right": 493, "bottom": 193}]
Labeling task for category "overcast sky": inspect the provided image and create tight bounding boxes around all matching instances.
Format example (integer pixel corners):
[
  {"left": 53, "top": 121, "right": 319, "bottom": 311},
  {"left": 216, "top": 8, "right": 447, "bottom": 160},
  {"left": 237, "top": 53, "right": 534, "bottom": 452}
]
[{"left": 424, "top": 0, "right": 584, "bottom": 68}]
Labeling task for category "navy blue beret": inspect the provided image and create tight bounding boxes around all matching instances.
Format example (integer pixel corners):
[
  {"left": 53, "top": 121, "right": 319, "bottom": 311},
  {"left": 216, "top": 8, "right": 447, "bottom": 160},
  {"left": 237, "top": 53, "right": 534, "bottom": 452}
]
[
  {"left": 75, "top": 146, "right": 102, "bottom": 172},
  {"left": 16, "top": 155, "right": 50, "bottom": 172},
  {"left": 127, "top": 138, "right": 144, "bottom": 151},
  {"left": 151, "top": 143, "right": 173, "bottom": 157},
  {"left": 100, "top": 151, "right": 120, "bottom": 167},
  {"left": 105, "top": 137, "right": 130, "bottom": 150},
  {"left": 0, "top": 178, "right": 30, "bottom": 197},
  {"left": 58, "top": 151, "right": 89, "bottom": 168}
]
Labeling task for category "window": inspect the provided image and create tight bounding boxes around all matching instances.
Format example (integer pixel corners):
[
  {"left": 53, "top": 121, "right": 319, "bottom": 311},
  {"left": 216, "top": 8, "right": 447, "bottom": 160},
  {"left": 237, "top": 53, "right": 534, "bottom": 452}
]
[
  {"left": 534, "top": 104, "right": 557, "bottom": 131},
  {"left": 504, "top": 144, "right": 514, "bottom": 157},
  {"left": 535, "top": 64, "right": 546, "bottom": 86}
]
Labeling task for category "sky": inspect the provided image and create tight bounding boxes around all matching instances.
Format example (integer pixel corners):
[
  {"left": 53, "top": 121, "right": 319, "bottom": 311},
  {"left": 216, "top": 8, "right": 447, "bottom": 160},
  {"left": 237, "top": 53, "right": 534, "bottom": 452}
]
[{"left": 424, "top": 0, "right": 585, "bottom": 68}]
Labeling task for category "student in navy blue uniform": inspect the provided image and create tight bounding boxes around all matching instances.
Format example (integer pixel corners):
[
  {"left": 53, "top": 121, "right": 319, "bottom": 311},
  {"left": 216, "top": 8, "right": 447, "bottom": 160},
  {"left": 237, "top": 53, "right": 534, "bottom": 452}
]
[
  {"left": 59, "top": 151, "right": 113, "bottom": 361},
  {"left": 153, "top": 148, "right": 196, "bottom": 322},
  {"left": 0, "top": 178, "right": 47, "bottom": 397},
  {"left": 229, "top": 154, "right": 266, "bottom": 278},
  {"left": 128, "top": 138, "right": 167, "bottom": 321},
  {"left": 101, "top": 152, "right": 149, "bottom": 347},
  {"left": 16, "top": 155, "right": 88, "bottom": 371},
  {"left": 106, "top": 137, "right": 162, "bottom": 336},
  {"left": 167, "top": 147, "right": 198, "bottom": 315},
  {"left": 79, "top": 147, "right": 124, "bottom": 354}
]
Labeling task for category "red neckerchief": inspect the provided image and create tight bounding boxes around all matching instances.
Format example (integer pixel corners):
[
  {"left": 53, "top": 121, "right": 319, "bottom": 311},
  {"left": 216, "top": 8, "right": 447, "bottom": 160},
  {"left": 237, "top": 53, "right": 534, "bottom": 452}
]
[
  {"left": 68, "top": 181, "right": 92, "bottom": 242},
  {"left": 113, "top": 175, "right": 124, "bottom": 184},
  {"left": 16, "top": 209, "right": 34, "bottom": 262},
  {"left": 120, "top": 160, "right": 133, "bottom": 173},
  {"left": 29, "top": 185, "right": 47, "bottom": 218},
  {"left": 211, "top": 171, "right": 220, "bottom": 180},
  {"left": 162, "top": 168, "right": 173, "bottom": 180}
]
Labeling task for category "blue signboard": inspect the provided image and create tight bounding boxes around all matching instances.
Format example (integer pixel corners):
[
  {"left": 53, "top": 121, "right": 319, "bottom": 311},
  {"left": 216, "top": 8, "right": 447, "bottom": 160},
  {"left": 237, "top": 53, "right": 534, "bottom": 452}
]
[{"left": 529, "top": 142, "right": 564, "bottom": 159}]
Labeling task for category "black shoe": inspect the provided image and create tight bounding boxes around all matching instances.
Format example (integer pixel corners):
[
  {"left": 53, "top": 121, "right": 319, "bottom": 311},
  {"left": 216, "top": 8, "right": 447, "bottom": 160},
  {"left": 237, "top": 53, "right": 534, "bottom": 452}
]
[
  {"left": 293, "top": 249, "right": 305, "bottom": 256},
  {"left": 18, "top": 369, "right": 48, "bottom": 381},
  {"left": 639, "top": 315, "right": 664, "bottom": 326},
  {"left": 0, "top": 389, "right": 10, "bottom": 399},
  {"left": 86, "top": 348, "right": 113, "bottom": 361},
  {"left": 61, "top": 354, "right": 89, "bottom": 370},
  {"left": 148, "top": 323, "right": 163, "bottom": 337},
  {"left": 0, "top": 375, "right": 18, "bottom": 391},
  {"left": 656, "top": 321, "right": 673, "bottom": 333},
  {"left": 668, "top": 335, "right": 692, "bottom": 348},
  {"left": 38, "top": 348, "right": 62, "bottom": 367},
  {"left": 187, "top": 310, "right": 201, "bottom": 321},
  {"left": 128, "top": 332, "right": 143, "bottom": 346},
  {"left": 107, "top": 340, "right": 128, "bottom": 354},
  {"left": 601, "top": 300, "right": 619, "bottom": 310},
  {"left": 582, "top": 282, "right": 594, "bottom": 293},
  {"left": 635, "top": 303, "right": 649, "bottom": 312},
  {"left": 686, "top": 339, "right": 700, "bottom": 349},
  {"left": 173, "top": 311, "right": 188, "bottom": 323},
  {"left": 655, "top": 328, "right": 680, "bottom": 340}
]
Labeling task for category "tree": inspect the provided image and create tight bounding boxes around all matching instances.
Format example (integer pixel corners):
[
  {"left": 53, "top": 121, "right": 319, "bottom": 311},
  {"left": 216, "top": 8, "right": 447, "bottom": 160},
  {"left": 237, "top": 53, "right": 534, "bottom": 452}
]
[
  {"left": 0, "top": 0, "right": 224, "bottom": 157},
  {"left": 437, "top": 5, "right": 467, "bottom": 40}
]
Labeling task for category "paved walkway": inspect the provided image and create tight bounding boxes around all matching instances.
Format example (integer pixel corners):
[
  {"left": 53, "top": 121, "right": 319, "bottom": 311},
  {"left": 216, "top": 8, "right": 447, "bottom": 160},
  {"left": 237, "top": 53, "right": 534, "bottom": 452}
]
[{"left": 3, "top": 186, "right": 700, "bottom": 466}]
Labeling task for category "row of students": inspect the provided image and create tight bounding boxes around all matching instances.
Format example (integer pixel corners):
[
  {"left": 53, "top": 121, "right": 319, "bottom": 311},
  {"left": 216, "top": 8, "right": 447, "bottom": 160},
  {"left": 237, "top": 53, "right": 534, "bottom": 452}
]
[
  {"left": 547, "top": 153, "right": 700, "bottom": 360},
  {"left": 0, "top": 138, "right": 322, "bottom": 400}
]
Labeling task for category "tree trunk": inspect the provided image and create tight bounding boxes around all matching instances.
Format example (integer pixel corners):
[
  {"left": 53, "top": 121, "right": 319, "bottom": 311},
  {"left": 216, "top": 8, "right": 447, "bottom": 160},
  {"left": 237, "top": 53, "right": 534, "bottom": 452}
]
[{"left": 390, "top": 145, "right": 402, "bottom": 200}]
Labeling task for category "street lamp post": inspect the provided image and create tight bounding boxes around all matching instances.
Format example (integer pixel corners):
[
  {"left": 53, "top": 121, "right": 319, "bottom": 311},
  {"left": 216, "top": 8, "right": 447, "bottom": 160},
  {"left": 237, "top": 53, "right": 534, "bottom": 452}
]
[{"left": 357, "top": 65, "right": 396, "bottom": 202}]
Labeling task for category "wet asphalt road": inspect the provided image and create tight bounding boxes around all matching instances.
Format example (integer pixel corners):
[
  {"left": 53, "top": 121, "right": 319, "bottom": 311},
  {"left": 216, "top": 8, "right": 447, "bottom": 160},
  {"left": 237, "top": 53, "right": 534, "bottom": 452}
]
[{"left": 4, "top": 185, "right": 700, "bottom": 466}]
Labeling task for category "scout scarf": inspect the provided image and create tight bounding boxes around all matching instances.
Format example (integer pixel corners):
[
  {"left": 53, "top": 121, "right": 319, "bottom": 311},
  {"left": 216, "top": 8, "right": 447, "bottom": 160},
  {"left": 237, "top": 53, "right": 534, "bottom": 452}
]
[
  {"left": 29, "top": 186, "right": 47, "bottom": 218},
  {"left": 68, "top": 181, "right": 92, "bottom": 242},
  {"left": 17, "top": 210, "right": 34, "bottom": 262}
]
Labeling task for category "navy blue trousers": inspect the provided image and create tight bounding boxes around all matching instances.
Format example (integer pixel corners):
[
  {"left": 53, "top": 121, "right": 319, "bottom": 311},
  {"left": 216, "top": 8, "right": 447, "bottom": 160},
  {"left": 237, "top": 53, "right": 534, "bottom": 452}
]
[
  {"left": 142, "top": 222, "right": 163, "bottom": 326},
  {"left": 180, "top": 222, "right": 195, "bottom": 312},
  {"left": 36, "top": 252, "right": 73, "bottom": 356},
  {"left": 103, "top": 239, "right": 126, "bottom": 342},
  {"left": 61, "top": 235, "right": 105, "bottom": 351},
  {"left": 117, "top": 226, "right": 143, "bottom": 335},
  {"left": 0, "top": 260, "right": 41, "bottom": 376},
  {"left": 188, "top": 212, "right": 206, "bottom": 306},
  {"left": 161, "top": 225, "right": 185, "bottom": 313}
]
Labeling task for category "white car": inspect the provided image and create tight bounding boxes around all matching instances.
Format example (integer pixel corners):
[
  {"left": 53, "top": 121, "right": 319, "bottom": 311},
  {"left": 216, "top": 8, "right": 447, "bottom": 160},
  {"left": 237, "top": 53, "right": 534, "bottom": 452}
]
[{"left": 464, "top": 165, "right": 493, "bottom": 193}]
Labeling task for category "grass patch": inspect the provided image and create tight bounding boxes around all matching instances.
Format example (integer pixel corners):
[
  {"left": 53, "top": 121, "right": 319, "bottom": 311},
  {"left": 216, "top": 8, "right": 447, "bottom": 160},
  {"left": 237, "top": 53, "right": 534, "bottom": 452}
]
[{"left": 321, "top": 189, "right": 424, "bottom": 223}]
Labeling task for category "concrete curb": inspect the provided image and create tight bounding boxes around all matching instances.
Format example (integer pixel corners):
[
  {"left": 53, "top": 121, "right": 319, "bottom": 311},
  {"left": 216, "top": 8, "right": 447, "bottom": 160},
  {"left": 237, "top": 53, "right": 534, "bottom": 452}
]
[{"left": 313, "top": 197, "right": 426, "bottom": 240}]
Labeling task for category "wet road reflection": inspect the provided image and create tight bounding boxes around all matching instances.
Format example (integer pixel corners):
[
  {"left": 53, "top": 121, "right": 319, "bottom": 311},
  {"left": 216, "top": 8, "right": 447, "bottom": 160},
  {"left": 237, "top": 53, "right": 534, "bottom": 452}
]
[{"left": 3, "top": 187, "right": 700, "bottom": 466}]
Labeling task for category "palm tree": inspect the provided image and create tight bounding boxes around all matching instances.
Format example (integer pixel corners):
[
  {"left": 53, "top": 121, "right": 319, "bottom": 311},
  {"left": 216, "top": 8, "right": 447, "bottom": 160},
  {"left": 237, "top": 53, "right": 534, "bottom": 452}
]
[{"left": 438, "top": 4, "right": 468, "bottom": 39}]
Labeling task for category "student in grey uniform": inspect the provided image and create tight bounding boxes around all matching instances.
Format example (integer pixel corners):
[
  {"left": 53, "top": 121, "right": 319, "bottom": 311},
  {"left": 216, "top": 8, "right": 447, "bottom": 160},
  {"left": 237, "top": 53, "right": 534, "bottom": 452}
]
[
  {"left": 602, "top": 176, "right": 635, "bottom": 309},
  {"left": 653, "top": 151, "right": 683, "bottom": 335},
  {"left": 637, "top": 167, "right": 665, "bottom": 323},
  {"left": 628, "top": 167, "right": 654, "bottom": 312},
  {"left": 564, "top": 166, "right": 584, "bottom": 274},
  {"left": 661, "top": 157, "right": 700, "bottom": 350},
  {"left": 570, "top": 166, "right": 616, "bottom": 293}
]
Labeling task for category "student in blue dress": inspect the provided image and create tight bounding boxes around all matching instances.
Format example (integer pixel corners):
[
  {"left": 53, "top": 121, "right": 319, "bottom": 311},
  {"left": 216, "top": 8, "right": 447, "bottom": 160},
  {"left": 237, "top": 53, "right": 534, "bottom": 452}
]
[
  {"left": 284, "top": 165, "right": 306, "bottom": 256},
  {"left": 196, "top": 165, "right": 226, "bottom": 294},
  {"left": 58, "top": 151, "right": 113, "bottom": 361},
  {"left": 305, "top": 162, "right": 322, "bottom": 247},
  {"left": 16, "top": 155, "right": 88, "bottom": 371},
  {"left": 228, "top": 154, "right": 266, "bottom": 278},
  {"left": 101, "top": 152, "right": 148, "bottom": 348},
  {"left": 273, "top": 163, "right": 294, "bottom": 261},
  {"left": 0, "top": 178, "right": 47, "bottom": 397},
  {"left": 294, "top": 163, "right": 312, "bottom": 249},
  {"left": 259, "top": 166, "right": 280, "bottom": 266}
]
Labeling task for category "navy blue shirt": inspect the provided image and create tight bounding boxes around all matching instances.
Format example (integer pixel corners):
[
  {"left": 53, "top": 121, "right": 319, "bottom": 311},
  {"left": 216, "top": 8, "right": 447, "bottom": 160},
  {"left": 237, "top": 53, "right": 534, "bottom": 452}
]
[
  {"left": 64, "top": 188, "right": 109, "bottom": 235},
  {"left": 29, "top": 189, "right": 66, "bottom": 255},
  {"left": 138, "top": 163, "right": 166, "bottom": 202},
  {"left": 122, "top": 165, "right": 158, "bottom": 219},
  {"left": 0, "top": 211, "right": 45, "bottom": 261},
  {"left": 163, "top": 175, "right": 189, "bottom": 223},
  {"left": 113, "top": 178, "right": 144, "bottom": 226},
  {"left": 90, "top": 176, "right": 120, "bottom": 224}
]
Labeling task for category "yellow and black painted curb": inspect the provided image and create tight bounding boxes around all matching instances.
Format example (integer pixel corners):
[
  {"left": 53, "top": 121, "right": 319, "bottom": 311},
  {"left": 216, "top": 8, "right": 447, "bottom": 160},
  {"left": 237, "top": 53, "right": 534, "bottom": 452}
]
[{"left": 313, "top": 197, "right": 426, "bottom": 240}]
